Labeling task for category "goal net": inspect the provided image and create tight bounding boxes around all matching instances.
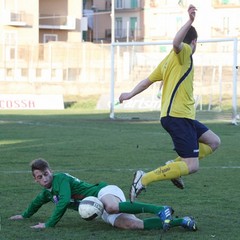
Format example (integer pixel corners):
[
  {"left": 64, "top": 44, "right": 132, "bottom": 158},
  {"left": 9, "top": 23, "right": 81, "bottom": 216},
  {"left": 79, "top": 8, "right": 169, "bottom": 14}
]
[{"left": 109, "top": 38, "right": 239, "bottom": 124}]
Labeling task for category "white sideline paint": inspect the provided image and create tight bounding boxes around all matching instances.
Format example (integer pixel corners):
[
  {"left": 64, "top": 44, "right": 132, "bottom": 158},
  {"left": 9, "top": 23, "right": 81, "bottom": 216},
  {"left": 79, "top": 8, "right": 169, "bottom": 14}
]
[{"left": 1, "top": 166, "right": 240, "bottom": 174}]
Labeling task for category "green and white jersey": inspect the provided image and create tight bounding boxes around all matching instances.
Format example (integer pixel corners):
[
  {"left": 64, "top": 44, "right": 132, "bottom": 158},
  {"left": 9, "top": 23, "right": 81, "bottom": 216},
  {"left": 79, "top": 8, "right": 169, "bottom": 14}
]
[{"left": 22, "top": 173, "right": 107, "bottom": 227}]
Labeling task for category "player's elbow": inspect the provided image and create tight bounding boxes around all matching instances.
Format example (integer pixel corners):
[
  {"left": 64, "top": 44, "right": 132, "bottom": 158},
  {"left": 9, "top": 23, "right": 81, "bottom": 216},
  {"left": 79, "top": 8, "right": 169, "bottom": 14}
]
[{"left": 141, "top": 78, "right": 153, "bottom": 89}]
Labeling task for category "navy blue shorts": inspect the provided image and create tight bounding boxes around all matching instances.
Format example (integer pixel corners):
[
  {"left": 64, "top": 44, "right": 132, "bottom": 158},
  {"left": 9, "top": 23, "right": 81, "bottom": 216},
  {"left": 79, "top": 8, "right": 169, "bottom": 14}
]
[{"left": 161, "top": 116, "right": 209, "bottom": 158}]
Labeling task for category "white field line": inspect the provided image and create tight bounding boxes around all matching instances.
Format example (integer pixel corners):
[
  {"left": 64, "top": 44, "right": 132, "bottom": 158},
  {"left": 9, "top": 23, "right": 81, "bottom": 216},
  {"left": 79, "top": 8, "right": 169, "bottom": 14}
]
[{"left": 1, "top": 166, "right": 240, "bottom": 174}]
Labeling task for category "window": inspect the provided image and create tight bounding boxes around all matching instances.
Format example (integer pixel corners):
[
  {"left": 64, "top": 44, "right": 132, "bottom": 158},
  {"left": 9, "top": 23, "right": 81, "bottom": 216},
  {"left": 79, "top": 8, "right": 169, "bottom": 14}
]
[
  {"left": 115, "top": 17, "right": 122, "bottom": 38},
  {"left": 43, "top": 34, "right": 58, "bottom": 43},
  {"left": 130, "top": 17, "right": 137, "bottom": 30},
  {"left": 130, "top": 17, "right": 137, "bottom": 39},
  {"left": 131, "top": 0, "right": 138, "bottom": 8},
  {"left": 116, "top": 0, "right": 123, "bottom": 9},
  {"left": 3, "top": 31, "right": 17, "bottom": 60}
]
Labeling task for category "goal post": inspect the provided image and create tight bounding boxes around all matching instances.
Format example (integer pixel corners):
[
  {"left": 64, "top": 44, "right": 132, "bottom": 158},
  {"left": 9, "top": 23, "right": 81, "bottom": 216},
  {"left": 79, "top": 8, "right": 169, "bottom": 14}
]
[{"left": 109, "top": 38, "right": 239, "bottom": 123}]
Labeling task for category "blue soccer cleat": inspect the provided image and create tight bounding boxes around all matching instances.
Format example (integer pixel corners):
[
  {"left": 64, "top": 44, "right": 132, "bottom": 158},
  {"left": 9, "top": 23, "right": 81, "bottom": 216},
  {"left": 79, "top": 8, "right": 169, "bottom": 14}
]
[
  {"left": 181, "top": 216, "right": 197, "bottom": 231},
  {"left": 158, "top": 206, "right": 174, "bottom": 231}
]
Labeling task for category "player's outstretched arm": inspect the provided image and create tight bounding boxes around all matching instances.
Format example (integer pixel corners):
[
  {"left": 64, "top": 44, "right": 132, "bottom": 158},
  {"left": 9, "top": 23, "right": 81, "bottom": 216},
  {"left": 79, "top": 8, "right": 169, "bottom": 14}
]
[
  {"left": 9, "top": 215, "right": 24, "bottom": 220},
  {"left": 119, "top": 78, "right": 153, "bottom": 103},
  {"left": 173, "top": 4, "right": 197, "bottom": 53}
]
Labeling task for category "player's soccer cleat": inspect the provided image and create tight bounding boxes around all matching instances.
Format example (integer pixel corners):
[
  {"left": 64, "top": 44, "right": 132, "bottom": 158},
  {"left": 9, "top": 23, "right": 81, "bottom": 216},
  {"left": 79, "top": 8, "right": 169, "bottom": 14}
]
[
  {"left": 165, "top": 160, "right": 185, "bottom": 189},
  {"left": 158, "top": 206, "right": 174, "bottom": 231},
  {"left": 129, "top": 170, "right": 146, "bottom": 202},
  {"left": 181, "top": 217, "right": 197, "bottom": 231},
  {"left": 171, "top": 177, "right": 184, "bottom": 189}
]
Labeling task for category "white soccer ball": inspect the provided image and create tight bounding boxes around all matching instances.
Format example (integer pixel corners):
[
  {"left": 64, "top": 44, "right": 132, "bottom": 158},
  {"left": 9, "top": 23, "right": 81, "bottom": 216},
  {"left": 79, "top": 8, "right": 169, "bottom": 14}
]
[{"left": 78, "top": 196, "right": 104, "bottom": 221}]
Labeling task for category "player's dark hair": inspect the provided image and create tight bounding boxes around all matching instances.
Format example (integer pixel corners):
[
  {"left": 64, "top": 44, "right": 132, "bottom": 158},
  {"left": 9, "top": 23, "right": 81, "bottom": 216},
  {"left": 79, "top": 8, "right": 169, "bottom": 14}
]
[
  {"left": 183, "top": 26, "right": 198, "bottom": 44},
  {"left": 31, "top": 158, "right": 50, "bottom": 175}
]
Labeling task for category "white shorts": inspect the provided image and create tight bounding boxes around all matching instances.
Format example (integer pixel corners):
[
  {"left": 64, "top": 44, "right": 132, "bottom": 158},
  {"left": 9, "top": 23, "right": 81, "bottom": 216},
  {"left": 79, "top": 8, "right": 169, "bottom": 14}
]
[{"left": 98, "top": 185, "right": 126, "bottom": 226}]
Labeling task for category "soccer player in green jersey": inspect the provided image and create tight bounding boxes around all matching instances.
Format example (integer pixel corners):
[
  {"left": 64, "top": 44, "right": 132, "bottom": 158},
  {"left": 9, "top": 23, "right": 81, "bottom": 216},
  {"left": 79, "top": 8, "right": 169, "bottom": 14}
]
[
  {"left": 119, "top": 4, "right": 220, "bottom": 203},
  {"left": 9, "top": 158, "right": 197, "bottom": 232}
]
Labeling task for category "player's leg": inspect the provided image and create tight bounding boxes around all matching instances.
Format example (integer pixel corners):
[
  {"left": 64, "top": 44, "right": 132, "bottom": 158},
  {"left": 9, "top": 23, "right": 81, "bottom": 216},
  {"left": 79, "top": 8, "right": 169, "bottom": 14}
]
[
  {"left": 130, "top": 117, "right": 199, "bottom": 201},
  {"left": 119, "top": 201, "right": 166, "bottom": 214},
  {"left": 143, "top": 117, "right": 199, "bottom": 181},
  {"left": 130, "top": 158, "right": 193, "bottom": 201},
  {"left": 143, "top": 216, "right": 197, "bottom": 231},
  {"left": 99, "top": 186, "right": 196, "bottom": 231},
  {"left": 99, "top": 185, "right": 142, "bottom": 229},
  {"left": 173, "top": 142, "right": 213, "bottom": 163},
  {"left": 98, "top": 185, "right": 126, "bottom": 214},
  {"left": 114, "top": 213, "right": 144, "bottom": 229},
  {"left": 164, "top": 119, "right": 216, "bottom": 190},
  {"left": 99, "top": 185, "right": 172, "bottom": 216},
  {"left": 140, "top": 157, "right": 197, "bottom": 186},
  {"left": 98, "top": 185, "right": 146, "bottom": 230},
  {"left": 198, "top": 129, "right": 220, "bottom": 152},
  {"left": 99, "top": 185, "right": 173, "bottom": 230},
  {"left": 174, "top": 121, "right": 220, "bottom": 162},
  {"left": 114, "top": 215, "right": 197, "bottom": 231},
  {"left": 120, "top": 201, "right": 174, "bottom": 231},
  {"left": 169, "top": 122, "right": 220, "bottom": 188}
]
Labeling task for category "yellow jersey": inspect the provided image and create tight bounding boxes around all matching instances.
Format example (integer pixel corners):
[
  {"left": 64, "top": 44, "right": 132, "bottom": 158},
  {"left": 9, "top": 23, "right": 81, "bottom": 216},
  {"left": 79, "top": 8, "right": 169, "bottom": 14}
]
[{"left": 149, "top": 43, "right": 195, "bottom": 119}]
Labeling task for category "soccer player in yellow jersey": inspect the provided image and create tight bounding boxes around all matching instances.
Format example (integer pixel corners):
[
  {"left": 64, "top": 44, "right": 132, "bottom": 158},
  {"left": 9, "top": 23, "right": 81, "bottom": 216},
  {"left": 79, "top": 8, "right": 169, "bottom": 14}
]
[{"left": 119, "top": 4, "right": 220, "bottom": 203}]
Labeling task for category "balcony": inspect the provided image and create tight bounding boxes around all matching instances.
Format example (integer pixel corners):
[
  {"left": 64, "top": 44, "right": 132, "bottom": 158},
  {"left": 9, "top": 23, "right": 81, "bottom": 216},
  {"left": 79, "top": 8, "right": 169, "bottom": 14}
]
[
  {"left": 115, "top": 0, "right": 141, "bottom": 11},
  {"left": 39, "top": 15, "right": 76, "bottom": 30},
  {"left": 2, "top": 10, "right": 27, "bottom": 26},
  {"left": 212, "top": 0, "right": 240, "bottom": 8}
]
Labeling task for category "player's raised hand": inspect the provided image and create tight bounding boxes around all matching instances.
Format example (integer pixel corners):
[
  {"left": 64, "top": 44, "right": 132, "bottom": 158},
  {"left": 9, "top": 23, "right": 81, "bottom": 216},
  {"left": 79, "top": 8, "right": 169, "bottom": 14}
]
[{"left": 188, "top": 4, "right": 197, "bottom": 22}]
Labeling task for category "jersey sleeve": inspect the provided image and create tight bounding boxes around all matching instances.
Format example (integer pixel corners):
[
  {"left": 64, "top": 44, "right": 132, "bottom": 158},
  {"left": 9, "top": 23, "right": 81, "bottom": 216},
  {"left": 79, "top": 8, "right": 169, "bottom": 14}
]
[
  {"left": 22, "top": 191, "right": 51, "bottom": 218},
  {"left": 176, "top": 43, "right": 192, "bottom": 65},
  {"left": 148, "top": 61, "right": 164, "bottom": 82},
  {"left": 45, "top": 179, "right": 71, "bottom": 227}
]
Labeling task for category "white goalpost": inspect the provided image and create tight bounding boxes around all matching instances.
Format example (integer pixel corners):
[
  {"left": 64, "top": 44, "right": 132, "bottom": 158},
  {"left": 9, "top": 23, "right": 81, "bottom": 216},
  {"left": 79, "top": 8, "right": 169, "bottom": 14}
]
[{"left": 109, "top": 38, "right": 239, "bottom": 124}]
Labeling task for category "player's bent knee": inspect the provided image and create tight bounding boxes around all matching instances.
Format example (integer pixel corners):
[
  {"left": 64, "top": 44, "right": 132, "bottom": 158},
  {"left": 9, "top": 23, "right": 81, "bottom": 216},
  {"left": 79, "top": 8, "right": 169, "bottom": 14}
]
[
  {"left": 104, "top": 204, "right": 118, "bottom": 214},
  {"left": 114, "top": 215, "right": 143, "bottom": 229},
  {"left": 186, "top": 159, "right": 199, "bottom": 174},
  {"left": 213, "top": 136, "right": 221, "bottom": 151},
  {"left": 189, "top": 167, "right": 198, "bottom": 174}
]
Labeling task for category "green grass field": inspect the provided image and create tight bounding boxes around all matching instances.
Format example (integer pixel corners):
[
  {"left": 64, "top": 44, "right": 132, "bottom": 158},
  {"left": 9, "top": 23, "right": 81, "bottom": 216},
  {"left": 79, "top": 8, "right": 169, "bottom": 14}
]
[{"left": 0, "top": 109, "right": 239, "bottom": 240}]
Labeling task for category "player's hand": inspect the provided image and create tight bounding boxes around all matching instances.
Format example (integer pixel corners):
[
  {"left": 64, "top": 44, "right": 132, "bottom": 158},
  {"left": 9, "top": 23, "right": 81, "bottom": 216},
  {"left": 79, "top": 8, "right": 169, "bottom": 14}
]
[
  {"left": 31, "top": 222, "right": 46, "bottom": 229},
  {"left": 188, "top": 4, "right": 197, "bottom": 22},
  {"left": 119, "top": 93, "right": 131, "bottom": 103},
  {"left": 9, "top": 215, "right": 24, "bottom": 220}
]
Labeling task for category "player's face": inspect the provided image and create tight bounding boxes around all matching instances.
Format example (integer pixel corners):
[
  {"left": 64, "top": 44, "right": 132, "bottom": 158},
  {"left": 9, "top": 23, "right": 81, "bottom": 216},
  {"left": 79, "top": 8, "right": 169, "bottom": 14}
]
[{"left": 33, "top": 168, "right": 53, "bottom": 189}]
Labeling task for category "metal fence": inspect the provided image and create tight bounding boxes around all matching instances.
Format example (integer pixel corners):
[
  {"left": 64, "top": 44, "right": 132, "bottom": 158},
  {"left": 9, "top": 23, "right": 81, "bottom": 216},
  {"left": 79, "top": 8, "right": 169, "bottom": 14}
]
[
  {"left": 0, "top": 39, "right": 239, "bottom": 119},
  {"left": 0, "top": 42, "right": 111, "bottom": 83}
]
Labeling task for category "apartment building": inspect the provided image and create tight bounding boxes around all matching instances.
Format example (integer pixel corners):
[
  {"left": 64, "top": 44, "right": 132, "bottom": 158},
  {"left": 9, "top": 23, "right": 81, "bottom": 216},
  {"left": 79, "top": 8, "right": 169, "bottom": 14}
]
[
  {"left": 1, "top": 0, "right": 239, "bottom": 45},
  {"left": 83, "top": 0, "right": 143, "bottom": 42},
  {"left": 0, "top": 0, "right": 84, "bottom": 83},
  {"left": 0, "top": 0, "right": 82, "bottom": 45},
  {"left": 39, "top": 0, "right": 82, "bottom": 43},
  {"left": 83, "top": 0, "right": 240, "bottom": 43},
  {"left": 0, "top": 0, "right": 239, "bottom": 94}
]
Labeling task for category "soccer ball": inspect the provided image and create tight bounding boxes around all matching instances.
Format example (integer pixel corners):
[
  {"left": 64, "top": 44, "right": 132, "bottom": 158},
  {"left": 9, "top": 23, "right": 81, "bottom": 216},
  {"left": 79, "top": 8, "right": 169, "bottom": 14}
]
[{"left": 78, "top": 196, "right": 104, "bottom": 221}]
